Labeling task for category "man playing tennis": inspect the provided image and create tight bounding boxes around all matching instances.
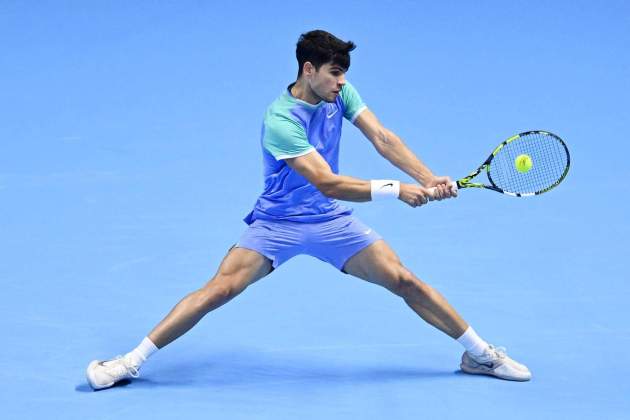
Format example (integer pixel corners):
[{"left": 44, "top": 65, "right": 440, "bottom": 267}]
[{"left": 87, "top": 30, "right": 531, "bottom": 389}]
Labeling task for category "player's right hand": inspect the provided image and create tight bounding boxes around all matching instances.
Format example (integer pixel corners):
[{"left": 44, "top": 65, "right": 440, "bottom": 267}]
[
  {"left": 398, "top": 183, "right": 434, "bottom": 208},
  {"left": 424, "top": 175, "right": 458, "bottom": 200}
]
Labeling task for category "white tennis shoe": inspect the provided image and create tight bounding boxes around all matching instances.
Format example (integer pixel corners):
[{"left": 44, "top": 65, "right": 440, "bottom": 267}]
[
  {"left": 86, "top": 354, "right": 140, "bottom": 390},
  {"left": 460, "top": 345, "right": 531, "bottom": 381}
]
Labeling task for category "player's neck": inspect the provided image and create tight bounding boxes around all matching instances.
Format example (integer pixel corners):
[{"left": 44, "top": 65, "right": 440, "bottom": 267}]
[{"left": 290, "top": 79, "right": 321, "bottom": 105}]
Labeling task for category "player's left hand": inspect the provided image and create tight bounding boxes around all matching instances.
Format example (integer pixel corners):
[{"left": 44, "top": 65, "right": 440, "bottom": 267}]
[{"left": 425, "top": 175, "right": 458, "bottom": 201}]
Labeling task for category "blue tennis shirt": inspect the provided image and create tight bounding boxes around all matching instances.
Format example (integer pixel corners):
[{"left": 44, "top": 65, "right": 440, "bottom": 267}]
[{"left": 244, "top": 81, "right": 367, "bottom": 224}]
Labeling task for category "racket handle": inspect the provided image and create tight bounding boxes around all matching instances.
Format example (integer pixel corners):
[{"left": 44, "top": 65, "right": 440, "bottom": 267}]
[{"left": 427, "top": 181, "right": 458, "bottom": 201}]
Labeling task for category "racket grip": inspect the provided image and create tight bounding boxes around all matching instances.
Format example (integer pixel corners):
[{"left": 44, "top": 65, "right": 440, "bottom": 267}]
[{"left": 427, "top": 181, "right": 458, "bottom": 201}]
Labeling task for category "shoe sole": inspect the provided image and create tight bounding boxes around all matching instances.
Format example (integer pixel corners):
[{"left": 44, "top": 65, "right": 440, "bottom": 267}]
[
  {"left": 460, "top": 363, "right": 531, "bottom": 382},
  {"left": 86, "top": 360, "right": 115, "bottom": 390}
]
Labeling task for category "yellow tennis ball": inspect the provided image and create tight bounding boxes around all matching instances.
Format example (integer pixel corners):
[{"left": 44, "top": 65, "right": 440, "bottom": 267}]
[{"left": 515, "top": 154, "right": 533, "bottom": 173}]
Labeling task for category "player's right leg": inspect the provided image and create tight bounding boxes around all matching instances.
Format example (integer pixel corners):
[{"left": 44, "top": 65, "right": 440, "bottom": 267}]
[
  {"left": 86, "top": 246, "right": 272, "bottom": 390},
  {"left": 147, "top": 246, "right": 272, "bottom": 348}
]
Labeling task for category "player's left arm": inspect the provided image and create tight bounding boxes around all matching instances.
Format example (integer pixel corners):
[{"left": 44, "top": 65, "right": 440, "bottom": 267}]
[{"left": 353, "top": 109, "right": 455, "bottom": 195}]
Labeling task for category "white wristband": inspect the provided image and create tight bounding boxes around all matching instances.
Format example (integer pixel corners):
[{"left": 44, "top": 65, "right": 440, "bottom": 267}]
[{"left": 370, "top": 180, "right": 400, "bottom": 201}]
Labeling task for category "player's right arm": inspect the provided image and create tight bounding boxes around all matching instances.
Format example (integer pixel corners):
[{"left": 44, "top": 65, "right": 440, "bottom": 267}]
[
  {"left": 264, "top": 114, "right": 441, "bottom": 207},
  {"left": 285, "top": 150, "right": 435, "bottom": 207}
]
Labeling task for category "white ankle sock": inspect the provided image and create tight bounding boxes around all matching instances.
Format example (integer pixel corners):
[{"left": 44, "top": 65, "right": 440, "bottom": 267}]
[
  {"left": 126, "top": 337, "right": 159, "bottom": 367},
  {"left": 456, "top": 327, "right": 489, "bottom": 357}
]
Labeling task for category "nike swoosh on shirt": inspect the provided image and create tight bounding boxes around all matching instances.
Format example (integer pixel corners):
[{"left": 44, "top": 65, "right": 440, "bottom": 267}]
[{"left": 326, "top": 108, "right": 338, "bottom": 118}]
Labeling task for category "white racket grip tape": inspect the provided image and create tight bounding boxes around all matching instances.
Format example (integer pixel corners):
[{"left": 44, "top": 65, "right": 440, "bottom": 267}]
[{"left": 427, "top": 181, "right": 458, "bottom": 201}]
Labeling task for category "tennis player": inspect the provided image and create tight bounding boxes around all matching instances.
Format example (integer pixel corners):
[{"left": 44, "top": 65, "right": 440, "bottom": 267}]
[{"left": 87, "top": 30, "right": 531, "bottom": 389}]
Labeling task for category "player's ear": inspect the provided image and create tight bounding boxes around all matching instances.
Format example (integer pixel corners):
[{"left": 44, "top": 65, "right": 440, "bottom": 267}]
[{"left": 303, "top": 62, "right": 315, "bottom": 77}]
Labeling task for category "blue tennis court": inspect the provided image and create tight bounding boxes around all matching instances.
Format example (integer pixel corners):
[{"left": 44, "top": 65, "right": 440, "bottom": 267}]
[{"left": 2, "top": 1, "right": 629, "bottom": 419}]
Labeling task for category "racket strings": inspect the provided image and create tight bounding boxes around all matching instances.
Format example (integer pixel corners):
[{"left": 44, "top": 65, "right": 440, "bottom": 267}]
[{"left": 488, "top": 132, "right": 569, "bottom": 195}]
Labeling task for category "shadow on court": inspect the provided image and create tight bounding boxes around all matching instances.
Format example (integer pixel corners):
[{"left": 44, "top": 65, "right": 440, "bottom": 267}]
[{"left": 75, "top": 348, "right": 459, "bottom": 391}]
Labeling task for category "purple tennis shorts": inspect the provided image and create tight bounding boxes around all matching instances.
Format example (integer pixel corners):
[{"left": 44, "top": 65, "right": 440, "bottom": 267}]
[{"left": 235, "top": 214, "right": 382, "bottom": 272}]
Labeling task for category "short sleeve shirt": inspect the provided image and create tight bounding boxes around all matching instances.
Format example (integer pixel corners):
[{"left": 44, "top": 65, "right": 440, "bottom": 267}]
[{"left": 244, "top": 82, "right": 367, "bottom": 224}]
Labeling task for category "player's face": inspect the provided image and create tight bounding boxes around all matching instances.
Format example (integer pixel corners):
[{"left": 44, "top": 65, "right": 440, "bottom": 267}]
[{"left": 309, "top": 62, "right": 346, "bottom": 103}]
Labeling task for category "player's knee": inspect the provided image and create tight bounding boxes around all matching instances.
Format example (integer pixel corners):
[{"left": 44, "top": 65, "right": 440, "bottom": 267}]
[
  {"left": 214, "top": 282, "right": 238, "bottom": 302},
  {"left": 198, "top": 279, "right": 242, "bottom": 310},
  {"left": 388, "top": 267, "right": 418, "bottom": 298}
]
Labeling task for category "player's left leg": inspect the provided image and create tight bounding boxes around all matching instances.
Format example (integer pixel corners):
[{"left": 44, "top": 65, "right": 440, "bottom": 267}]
[
  {"left": 342, "top": 240, "right": 531, "bottom": 381},
  {"left": 342, "top": 239, "right": 467, "bottom": 338}
]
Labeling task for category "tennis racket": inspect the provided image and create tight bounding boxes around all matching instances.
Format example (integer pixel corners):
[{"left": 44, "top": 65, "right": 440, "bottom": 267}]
[{"left": 429, "top": 130, "right": 570, "bottom": 199}]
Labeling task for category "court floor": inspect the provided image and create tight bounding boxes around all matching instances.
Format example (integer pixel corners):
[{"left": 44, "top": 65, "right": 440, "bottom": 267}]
[{"left": 2, "top": 180, "right": 628, "bottom": 419}]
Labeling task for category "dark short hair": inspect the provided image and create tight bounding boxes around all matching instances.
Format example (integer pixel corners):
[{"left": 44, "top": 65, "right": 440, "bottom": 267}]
[{"left": 296, "top": 30, "right": 356, "bottom": 77}]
